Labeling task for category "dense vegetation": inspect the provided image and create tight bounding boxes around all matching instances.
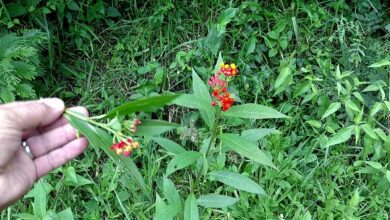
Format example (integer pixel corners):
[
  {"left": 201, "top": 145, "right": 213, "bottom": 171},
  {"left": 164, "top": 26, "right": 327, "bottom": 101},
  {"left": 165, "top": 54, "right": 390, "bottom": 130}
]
[{"left": 1, "top": 0, "right": 390, "bottom": 219}]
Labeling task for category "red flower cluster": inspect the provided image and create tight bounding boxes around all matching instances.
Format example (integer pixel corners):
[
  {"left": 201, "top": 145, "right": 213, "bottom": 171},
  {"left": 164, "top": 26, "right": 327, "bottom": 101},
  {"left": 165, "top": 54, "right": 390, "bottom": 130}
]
[
  {"left": 211, "top": 87, "right": 235, "bottom": 111},
  {"left": 208, "top": 63, "right": 238, "bottom": 111},
  {"left": 110, "top": 138, "right": 140, "bottom": 157}
]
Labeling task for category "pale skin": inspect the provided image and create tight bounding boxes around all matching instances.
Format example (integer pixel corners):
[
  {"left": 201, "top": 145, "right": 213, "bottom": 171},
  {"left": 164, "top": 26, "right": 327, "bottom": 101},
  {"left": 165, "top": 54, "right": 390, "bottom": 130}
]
[{"left": 0, "top": 98, "right": 88, "bottom": 210}]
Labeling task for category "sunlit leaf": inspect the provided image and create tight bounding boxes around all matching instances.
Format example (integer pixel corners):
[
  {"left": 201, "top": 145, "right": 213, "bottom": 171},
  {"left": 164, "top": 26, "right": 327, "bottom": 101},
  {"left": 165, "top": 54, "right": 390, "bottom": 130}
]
[
  {"left": 184, "top": 194, "right": 199, "bottom": 220},
  {"left": 163, "top": 177, "right": 182, "bottom": 209},
  {"left": 369, "top": 59, "right": 390, "bottom": 68},
  {"left": 361, "top": 124, "right": 379, "bottom": 140},
  {"left": 241, "top": 128, "right": 281, "bottom": 142},
  {"left": 222, "top": 104, "right": 287, "bottom": 119},
  {"left": 220, "top": 133, "right": 276, "bottom": 169},
  {"left": 192, "top": 69, "right": 215, "bottom": 128},
  {"left": 197, "top": 194, "right": 238, "bottom": 208},
  {"left": 321, "top": 102, "right": 341, "bottom": 119},
  {"left": 155, "top": 194, "right": 181, "bottom": 220},
  {"left": 151, "top": 137, "right": 186, "bottom": 155},
  {"left": 173, "top": 94, "right": 210, "bottom": 111},
  {"left": 325, "top": 126, "right": 353, "bottom": 148},
  {"left": 209, "top": 171, "right": 266, "bottom": 195},
  {"left": 166, "top": 151, "right": 202, "bottom": 176},
  {"left": 105, "top": 94, "right": 179, "bottom": 118},
  {"left": 136, "top": 120, "right": 179, "bottom": 137}
]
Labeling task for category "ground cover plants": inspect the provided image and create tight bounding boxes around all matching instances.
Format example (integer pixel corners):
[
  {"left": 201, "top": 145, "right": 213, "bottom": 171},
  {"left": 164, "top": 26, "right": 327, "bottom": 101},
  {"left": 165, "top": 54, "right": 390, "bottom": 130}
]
[{"left": 1, "top": 0, "right": 390, "bottom": 219}]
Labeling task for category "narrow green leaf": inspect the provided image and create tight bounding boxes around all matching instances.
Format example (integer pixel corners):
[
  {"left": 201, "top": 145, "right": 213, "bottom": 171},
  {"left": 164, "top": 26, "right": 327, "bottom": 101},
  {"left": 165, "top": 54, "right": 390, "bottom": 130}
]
[
  {"left": 192, "top": 69, "right": 215, "bottom": 128},
  {"left": 268, "top": 48, "right": 278, "bottom": 57},
  {"left": 369, "top": 59, "right": 390, "bottom": 68},
  {"left": 345, "top": 100, "right": 360, "bottom": 112},
  {"left": 57, "top": 208, "right": 74, "bottom": 220},
  {"left": 213, "top": 52, "right": 224, "bottom": 75},
  {"left": 220, "top": 133, "right": 276, "bottom": 169},
  {"left": 325, "top": 126, "right": 353, "bottom": 148},
  {"left": 384, "top": 101, "right": 390, "bottom": 111},
  {"left": 166, "top": 151, "right": 202, "bottom": 176},
  {"left": 365, "top": 161, "right": 383, "bottom": 170},
  {"left": 385, "top": 171, "right": 390, "bottom": 183},
  {"left": 349, "top": 189, "right": 360, "bottom": 207},
  {"left": 374, "top": 128, "right": 390, "bottom": 143},
  {"left": 302, "top": 211, "right": 312, "bottom": 220},
  {"left": 218, "top": 8, "right": 238, "bottom": 26},
  {"left": 173, "top": 94, "right": 210, "bottom": 111},
  {"left": 184, "top": 194, "right": 199, "bottom": 220},
  {"left": 197, "top": 194, "right": 238, "bottom": 208},
  {"left": 321, "top": 102, "right": 341, "bottom": 119},
  {"left": 136, "top": 120, "right": 179, "bottom": 137},
  {"left": 306, "top": 120, "right": 322, "bottom": 128},
  {"left": 152, "top": 137, "right": 186, "bottom": 155},
  {"left": 155, "top": 194, "right": 181, "bottom": 220},
  {"left": 241, "top": 128, "right": 281, "bottom": 142},
  {"left": 209, "top": 171, "right": 266, "bottom": 195},
  {"left": 362, "top": 84, "right": 379, "bottom": 92},
  {"left": 275, "top": 65, "right": 291, "bottom": 89},
  {"left": 370, "top": 102, "right": 383, "bottom": 117},
  {"left": 361, "top": 124, "right": 379, "bottom": 140},
  {"left": 222, "top": 104, "right": 287, "bottom": 119},
  {"left": 163, "top": 177, "right": 181, "bottom": 205},
  {"left": 33, "top": 181, "right": 47, "bottom": 217},
  {"left": 105, "top": 95, "right": 179, "bottom": 118}
]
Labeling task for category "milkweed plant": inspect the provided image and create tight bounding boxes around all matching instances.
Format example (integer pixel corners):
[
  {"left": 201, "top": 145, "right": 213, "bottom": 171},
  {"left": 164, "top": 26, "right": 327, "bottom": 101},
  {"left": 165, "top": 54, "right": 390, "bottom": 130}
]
[{"left": 64, "top": 54, "right": 288, "bottom": 218}]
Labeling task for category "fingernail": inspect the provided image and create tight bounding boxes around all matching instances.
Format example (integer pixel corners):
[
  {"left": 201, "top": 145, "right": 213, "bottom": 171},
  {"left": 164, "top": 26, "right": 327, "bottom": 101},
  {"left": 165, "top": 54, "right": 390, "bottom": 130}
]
[{"left": 41, "top": 98, "right": 65, "bottom": 110}]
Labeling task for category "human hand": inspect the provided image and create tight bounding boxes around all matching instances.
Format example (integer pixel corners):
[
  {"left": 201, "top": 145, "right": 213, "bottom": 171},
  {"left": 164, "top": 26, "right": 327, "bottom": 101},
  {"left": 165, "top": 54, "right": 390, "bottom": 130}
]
[{"left": 0, "top": 98, "right": 88, "bottom": 210}]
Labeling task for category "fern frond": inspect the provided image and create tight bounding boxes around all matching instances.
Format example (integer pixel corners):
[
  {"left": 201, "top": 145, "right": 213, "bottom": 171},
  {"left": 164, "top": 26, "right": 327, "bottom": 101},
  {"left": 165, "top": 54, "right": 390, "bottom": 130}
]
[
  {"left": 12, "top": 61, "right": 38, "bottom": 80},
  {"left": 0, "top": 33, "right": 22, "bottom": 58},
  {"left": 15, "top": 83, "right": 36, "bottom": 99}
]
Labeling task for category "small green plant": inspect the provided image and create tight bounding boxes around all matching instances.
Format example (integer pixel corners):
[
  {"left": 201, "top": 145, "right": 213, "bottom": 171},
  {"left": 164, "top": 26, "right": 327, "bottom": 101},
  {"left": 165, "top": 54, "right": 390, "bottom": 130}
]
[{"left": 0, "top": 30, "right": 45, "bottom": 103}]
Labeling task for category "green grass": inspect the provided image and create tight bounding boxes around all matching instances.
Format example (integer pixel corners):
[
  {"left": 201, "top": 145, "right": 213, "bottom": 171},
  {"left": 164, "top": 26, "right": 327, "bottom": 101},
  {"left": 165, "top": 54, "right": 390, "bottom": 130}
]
[{"left": 1, "top": 0, "right": 390, "bottom": 219}]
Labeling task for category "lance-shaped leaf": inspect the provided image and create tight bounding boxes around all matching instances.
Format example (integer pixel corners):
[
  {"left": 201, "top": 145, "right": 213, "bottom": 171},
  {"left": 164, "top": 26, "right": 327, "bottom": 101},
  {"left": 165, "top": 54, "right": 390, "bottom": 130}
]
[
  {"left": 192, "top": 69, "right": 215, "bottom": 129},
  {"left": 166, "top": 151, "right": 202, "bottom": 176},
  {"left": 209, "top": 171, "right": 266, "bottom": 195},
  {"left": 152, "top": 137, "right": 186, "bottom": 155},
  {"left": 136, "top": 120, "right": 179, "bottom": 137},
  {"left": 220, "top": 133, "right": 276, "bottom": 169},
  {"left": 105, "top": 94, "right": 179, "bottom": 118},
  {"left": 222, "top": 104, "right": 287, "bottom": 119},
  {"left": 197, "top": 194, "right": 238, "bottom": 208},
  {"left": 184, "top": 194, "right": 199, "bottom": 220},
  {"left": 173, "top": 94, "right": 210, "bottom": 111}
]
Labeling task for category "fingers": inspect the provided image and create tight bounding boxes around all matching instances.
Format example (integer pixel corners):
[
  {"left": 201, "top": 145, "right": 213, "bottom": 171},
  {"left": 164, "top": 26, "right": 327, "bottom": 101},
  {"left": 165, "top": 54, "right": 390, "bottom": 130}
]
[
  {"left": 22, "top": 106, "right": 88, "bottom": 140},
  {"left": 1, "top": 98, "right": 65, "bottom": 132},
  {"left": 25, "top": 107, "right": 88, "bottom": 157},
  {"left": 34, "top": 137, "right": 88, "bottom": 178},
  {"left": 27, "top": 124, "right": 78, "bottom": 158},
  {"left": 42, "top": 107, "right": 89, "bottom": 133}
]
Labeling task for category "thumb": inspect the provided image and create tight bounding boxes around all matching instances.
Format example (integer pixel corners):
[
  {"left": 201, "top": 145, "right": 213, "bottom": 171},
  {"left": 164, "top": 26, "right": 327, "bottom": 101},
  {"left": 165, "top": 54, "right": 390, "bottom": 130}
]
[{"left": 2, "top": 98, "right": 65, "bottom": 131}]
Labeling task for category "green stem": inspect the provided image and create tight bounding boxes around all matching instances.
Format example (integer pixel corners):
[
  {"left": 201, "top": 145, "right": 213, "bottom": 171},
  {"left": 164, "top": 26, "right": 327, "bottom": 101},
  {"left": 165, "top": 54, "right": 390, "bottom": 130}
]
[
  {"left": 65, "top": 109, "right": 120, "bottom": 136},
  {"left": 205, "top": 108, "right": 221, "bottom": 157}
]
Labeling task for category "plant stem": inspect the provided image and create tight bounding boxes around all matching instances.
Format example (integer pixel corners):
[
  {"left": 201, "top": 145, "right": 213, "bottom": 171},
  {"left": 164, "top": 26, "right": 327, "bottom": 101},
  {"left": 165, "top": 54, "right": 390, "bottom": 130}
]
[
  {"left": 64, "top": 109, "right": 119, "bottom": 136},
  {"left": 205, "top": 108, "right": 221, "bottom": 157}
]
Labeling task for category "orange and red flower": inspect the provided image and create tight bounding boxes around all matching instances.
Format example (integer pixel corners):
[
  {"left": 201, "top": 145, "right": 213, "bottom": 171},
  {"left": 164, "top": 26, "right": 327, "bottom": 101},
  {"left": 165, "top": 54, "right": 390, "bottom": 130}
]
[
  {"left": 110, "top": 138, "right": 140, "bottom": 157},
  {"left": 109, "top": 119, "right": 142, "bottom": 157}
]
